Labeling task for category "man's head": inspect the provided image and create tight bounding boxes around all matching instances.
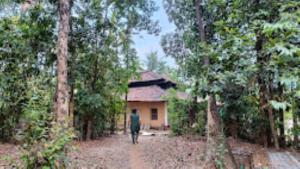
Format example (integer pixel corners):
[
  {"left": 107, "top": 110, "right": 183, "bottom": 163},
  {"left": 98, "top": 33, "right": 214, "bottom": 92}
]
[{"left": 132, "top": 109, "right": 137, "bottom": 114}]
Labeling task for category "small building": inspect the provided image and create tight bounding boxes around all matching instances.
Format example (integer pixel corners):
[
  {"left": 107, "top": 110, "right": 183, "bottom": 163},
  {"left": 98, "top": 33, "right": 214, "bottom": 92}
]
[{"left": 126, "top": 71, "right": 189, "bottom": 128}]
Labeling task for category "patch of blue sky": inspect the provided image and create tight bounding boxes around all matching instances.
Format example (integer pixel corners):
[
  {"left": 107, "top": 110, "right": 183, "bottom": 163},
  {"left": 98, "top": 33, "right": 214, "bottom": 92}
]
[{"left": 132, "top": 0, "right": 177, "bottom": 68}]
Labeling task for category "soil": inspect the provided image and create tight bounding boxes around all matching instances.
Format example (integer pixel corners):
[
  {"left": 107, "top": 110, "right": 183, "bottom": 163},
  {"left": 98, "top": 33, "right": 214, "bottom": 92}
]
[
  {"left": 0, "top": 143, "right": 20, "bottom": 168},
  {"left": 0, "top": 133, "right": 299, "bottom": 169},
  {"left": 69, "top": 134, "right": 205, "bottom": 169}
]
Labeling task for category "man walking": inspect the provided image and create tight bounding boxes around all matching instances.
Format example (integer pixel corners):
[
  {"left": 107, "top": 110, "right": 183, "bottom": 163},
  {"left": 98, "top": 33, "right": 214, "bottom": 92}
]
[{"left": 129, "top": 109, "right": 140, "bottom": 144}]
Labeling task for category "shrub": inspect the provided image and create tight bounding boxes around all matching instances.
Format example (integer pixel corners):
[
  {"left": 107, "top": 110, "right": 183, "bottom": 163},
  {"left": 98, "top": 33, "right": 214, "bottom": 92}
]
[
  {"left": 192, "top": 102, "right": 207, "bottom": 136},
  {"left": 21, "top": 122, "right": 75, "bottom": 169},
  {"left": 167, "top": 89, "right": 207, "bottom": 135},
  {"left": 16, "top": 76, "right": 75, "bottom": 169}
]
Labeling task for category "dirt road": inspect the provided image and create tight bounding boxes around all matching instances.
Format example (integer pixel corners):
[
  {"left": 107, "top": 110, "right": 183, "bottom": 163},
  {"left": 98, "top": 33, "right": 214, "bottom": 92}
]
[
  {"left": 1, "top": 133, "right": 299, "bottom": 169},
  {"left": 69, "top": 134, "right": 205, "bottom": 169}
]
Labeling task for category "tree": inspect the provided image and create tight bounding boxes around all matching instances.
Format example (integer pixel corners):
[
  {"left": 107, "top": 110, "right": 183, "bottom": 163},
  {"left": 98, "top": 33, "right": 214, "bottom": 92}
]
[
  {"left": 65, "top": 0, "right": 160, "bottom": 139},
  {"left": 55, "top": 0, "right": 70, "bottom": 123},
  {"left": 145, "top": 51, "right": 167, "bottom": 73},
  {"left": 163, "top": 0, "right": 237, "bottom": 167}
]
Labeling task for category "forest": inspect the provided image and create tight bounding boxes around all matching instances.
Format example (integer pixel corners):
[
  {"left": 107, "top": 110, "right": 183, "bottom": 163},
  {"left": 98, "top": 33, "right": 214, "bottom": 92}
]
[{"left": 0, "top": 0, "right": 299, "bottom": 169}]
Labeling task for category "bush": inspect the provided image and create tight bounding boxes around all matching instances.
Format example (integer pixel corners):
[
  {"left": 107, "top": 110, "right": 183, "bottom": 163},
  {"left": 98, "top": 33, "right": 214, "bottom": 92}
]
[
  {"left": 192, "top": 102, "right": 207, "bottom": 136},
  {"left": 21, "top": 123, "right": 75, "bottom": 169},
  {"left": 167, "top": 89, "right": 206, "bottom": 135},
  {"left": 15, "top": 76, "right": 75, "bottom": 169}
]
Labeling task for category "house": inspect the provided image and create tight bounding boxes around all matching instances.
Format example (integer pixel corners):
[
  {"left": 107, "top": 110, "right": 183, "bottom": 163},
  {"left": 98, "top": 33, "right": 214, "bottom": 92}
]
[{"left": 126, "top": 71, "right": 190, "bottom": 128}]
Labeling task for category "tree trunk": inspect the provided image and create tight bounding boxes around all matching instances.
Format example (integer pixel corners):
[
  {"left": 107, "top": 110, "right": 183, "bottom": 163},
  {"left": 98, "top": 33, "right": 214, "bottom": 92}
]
[
  {"left": 268, "top": 84, "right": 280, "bottom": 149},
  {"left": 111, "top": 113, "right": 116, "bottom": 134},
  {"left": 195, "top": 0, "right": 237, "bottom": 168},
  {"left": 278, "top": 84, "right": 285, "bottom": 147},
  {"left": 86, "top": 119, "right": 92, "bottom": 141},
  {"left": 189, "top": 81, "right": 199, "bottom": 126},
  {"left": 278, "top": 108, "right": 285, "bottom": 146},
  {"left": 124, "top": 94, "right": 128, "bottom": 134},
  {"left": 68, "top": 0, "right": 76, "bottom": 127},
  {"left": 268, "top": 107, "right": 279, "bottom": 149},
  {"left": 256, "top": 33, "right": 269, "bottom": 147},
  {"left": 69, "top": 91, "right": 75, "bottom": 126},
  {"left": 293, "top": 110, "right": 299, "bottom": 148},
  {"left": 205, "top": 95, "right": 237, "bottom": 168},
  {"left": 228, "top": 116, "right": 238, "bottom": 139},
  {"left": 55, "top": 0, "right": 70, "bottom": 123}
]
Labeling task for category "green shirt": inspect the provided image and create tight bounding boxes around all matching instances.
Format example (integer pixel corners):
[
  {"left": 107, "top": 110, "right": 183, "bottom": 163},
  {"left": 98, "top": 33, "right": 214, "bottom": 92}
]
[{"left": 130, "top": 113, "right": 140, "bottom": 132}]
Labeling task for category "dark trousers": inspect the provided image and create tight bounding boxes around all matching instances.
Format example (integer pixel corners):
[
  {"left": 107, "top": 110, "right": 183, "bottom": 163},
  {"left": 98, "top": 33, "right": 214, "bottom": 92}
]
[{"left": 131, "top": 130, "right": 139, "bottom": 144}]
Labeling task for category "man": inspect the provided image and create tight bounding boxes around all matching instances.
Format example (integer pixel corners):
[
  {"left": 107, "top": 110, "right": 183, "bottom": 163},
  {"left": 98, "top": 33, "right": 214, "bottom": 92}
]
[{"left": 129, "top": 109, "right": 140, "bottom": 144}]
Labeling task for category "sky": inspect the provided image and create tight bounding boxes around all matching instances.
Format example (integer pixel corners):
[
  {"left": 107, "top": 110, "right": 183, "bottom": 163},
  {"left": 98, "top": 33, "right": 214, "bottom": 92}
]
[{"left": 132, "top": 0, "right": 177, "bottom": 68}]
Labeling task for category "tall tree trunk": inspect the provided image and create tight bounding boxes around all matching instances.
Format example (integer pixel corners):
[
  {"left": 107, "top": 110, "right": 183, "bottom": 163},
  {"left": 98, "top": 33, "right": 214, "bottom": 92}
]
[
  {"left": 69, "top": 86, "right": 75, "bottom": 126},
  {"left": 256, "top": 33, "right": 269, "bottom": 147},
  {"left": 85, "top": 54, "right": 99, "bottom": 140},
  {"left": 189, "top": 81, "right": 199, "bottom": 126},
  {"left": 267, "top": 84, "right": 279, "bottom": 149},
  {"left": 278, "top": 108, "right": 285, "bottom": 146},
  {"left": 268, "top": 83, "right": 279, "bottom": 149},
  {"left": 293, "top": 110, "right": 299, "bottom": 148},
  {"left": 278, "top": 84, "right": 285, "bottom": 147},
  {"left": 195, "top": 0, "right": 237, "bottom": 168},
  {"left": 68, "top": 0, "right": 76, "bottom": 127},
  {"left": 124, "top": 93, "right": 128, "bottom": 134},
  {"left": 268, "top": 106, "right": 279, "bottom": 149},
  {"left": 86, "top": 118, "right": 92, "bottom": 141},
  {"left": 111, "top": 113, "right": 116, "bottom": 134},
  {"left": 123, "top": 27, "right": 132, "bottom": 134},
  {"left": 55, "top": 0, "right": 70, "bottom": 123}
]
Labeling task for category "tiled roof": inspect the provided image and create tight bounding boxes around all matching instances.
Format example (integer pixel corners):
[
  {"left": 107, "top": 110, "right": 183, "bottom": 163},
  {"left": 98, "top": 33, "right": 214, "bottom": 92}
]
[
  {"left": 127, "top": 85, "right": 167, "bottom": 102},
  {"left": 127, "top": 71, "right": 190, "bottom": 102},
  {"left": 130, "top": 71, "right": 173, "bottom": 83}
]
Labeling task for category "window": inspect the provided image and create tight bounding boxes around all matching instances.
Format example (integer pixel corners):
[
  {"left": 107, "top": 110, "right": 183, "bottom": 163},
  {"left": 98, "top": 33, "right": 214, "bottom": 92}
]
[{"left": 151, "top": 108, "right": 158, "bottom": 120}]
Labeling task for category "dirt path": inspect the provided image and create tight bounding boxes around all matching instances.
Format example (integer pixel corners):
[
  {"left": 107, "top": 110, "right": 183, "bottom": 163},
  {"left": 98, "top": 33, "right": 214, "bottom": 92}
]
[
  {"left": 2, "top": 133, "right": 299, "bottom": 169},
  {"left": 68, "top": 134, "right": 206, "bottom": 169},
  {"left": 129, "top": 144, "right": 149, "bottom": 169},
  {"left": 268, "top": 151, "right": 300, "bottom": 169}
]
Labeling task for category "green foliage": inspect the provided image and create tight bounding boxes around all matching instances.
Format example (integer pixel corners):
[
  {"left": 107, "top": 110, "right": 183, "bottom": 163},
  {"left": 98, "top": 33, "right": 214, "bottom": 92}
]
[
  {"left": 1, "top": 0, "right": 160, "bottom": 168},
  {"left": 269, "top": 100, "right": 291, "bottom": 111},
  {"left": 163, "top": 0, "right": 300, "bottom": 149},
  {"left": 145, "top": 51, "right": 167, "bottom": 73},
  {"left": 21, "top": 123, "right": 75, "bottom": 169},
  {"left": 166, "top": 89, "right": 206, "bottom": 135},
  {"left": 167, "top": 90, "right": 190, "bottom": 135},
  {"left": 16, "top": 75, "right": 53, "bottom": 143},
  {"left": 68, "top": 0, "right": 160, "bottom": 139},
  {"left": 192, "top": 102, "right": 207, "bottom": 135},
  {"left": 215, "top": 134, "right": 227, "bottom": 169},
  {"left": 9, "top": 75, "right": 75, "bottom": 168},
  {"left": 0, "top": 3, "right": 56, "bottom": 142}
]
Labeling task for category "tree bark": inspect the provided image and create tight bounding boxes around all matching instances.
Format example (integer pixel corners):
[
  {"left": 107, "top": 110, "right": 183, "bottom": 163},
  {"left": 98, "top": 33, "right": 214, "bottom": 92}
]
[
  {"left": 195, "top": 0, "right": 237, "bottom": 168},
  {"left": 55, "top": 0, "right": 70, "bottom": 123},
  {"left": 278, "top": 84, "right": 285, "bottom": 147},
  {"left": 123, "top": 27, "right": 132, "bottom": 134},
  {"left": 268, "top": 83, "right": 280, "bottom": 149},
  {"left": 268, "top": 106, "right": 279, "bottom": 149},
  {"left": 86, "top": 119, "right": 92, "bottom": 141},
  {"left": 110, "top": 113, "right": 116, "bottom": 134},
  {"left": 189, "top": 81, "right": 199, "bottom": 126},
  {"left": 256, "top": 33, "right": 269, "bottom": 147},
  {"left": 124, "top": 94, "right": 128, "bottom": 134},
  {"left": 293, "top": 110, "right": 299, "bottom": 148},
  {"left": 68, "top": 0, "right": 76, "bottom": 127}
]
